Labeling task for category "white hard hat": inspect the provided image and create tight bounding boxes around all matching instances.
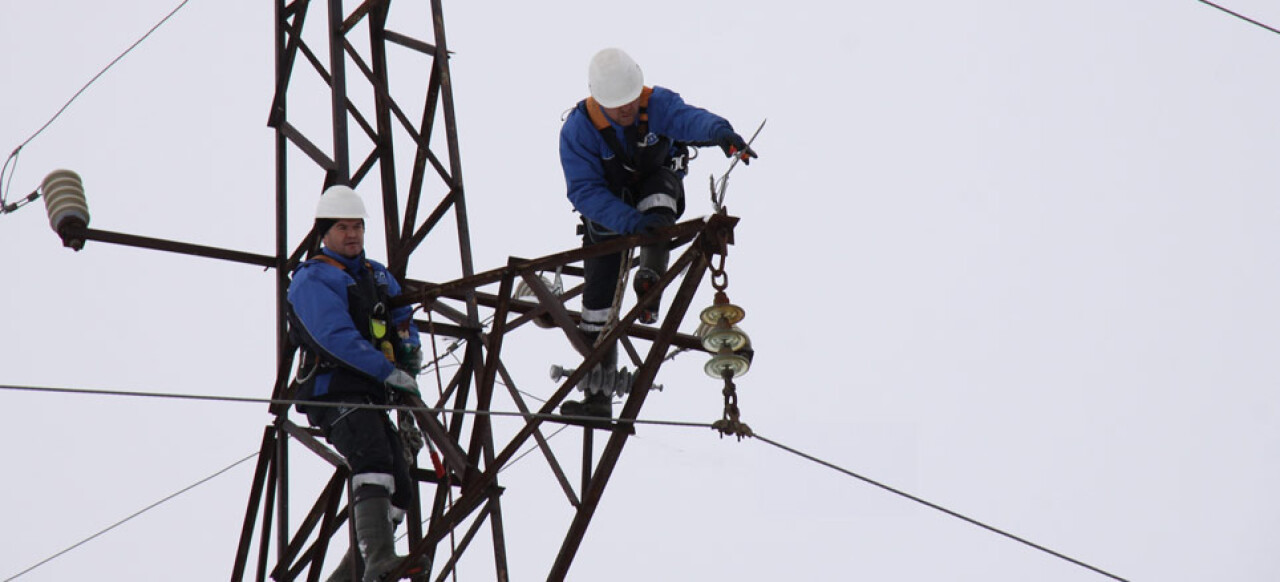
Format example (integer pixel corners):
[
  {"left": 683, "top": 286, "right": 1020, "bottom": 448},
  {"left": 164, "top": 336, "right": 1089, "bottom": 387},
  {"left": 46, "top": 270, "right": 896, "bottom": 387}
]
[
  {"left": 315, "top": 185, "right": 367, "bottom": 219},
  {"left": 588, "top": 48, "right": 643, "bottom": 108}
]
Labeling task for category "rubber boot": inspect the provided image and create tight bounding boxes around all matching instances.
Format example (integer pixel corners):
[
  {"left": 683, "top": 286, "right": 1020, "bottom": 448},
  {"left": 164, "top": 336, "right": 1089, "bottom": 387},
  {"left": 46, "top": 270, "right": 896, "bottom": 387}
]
[
  {"left": 560, "top": 388, "right": 613, "bottom": 418},
  {"left": 328, "top": 505, "right": 424, "bottom": 582},
  {"left": 634, "top": 243, "right": 669, "bottom": 324},
  {"left": 353, "top": 495, "right": 426, "bottom": 582},
  {"left": 561, "top": 332, "right": 616, "bottom": 418}
]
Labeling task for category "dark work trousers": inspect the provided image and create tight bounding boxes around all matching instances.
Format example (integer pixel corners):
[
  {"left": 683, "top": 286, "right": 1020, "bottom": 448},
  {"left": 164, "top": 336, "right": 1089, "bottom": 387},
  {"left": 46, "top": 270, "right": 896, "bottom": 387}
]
[
  {"left": 580, "top": 169, "right": 685, "bottom": 331},
  {"left": 306, "top": 394, "right": 413, "bottom": 510}
]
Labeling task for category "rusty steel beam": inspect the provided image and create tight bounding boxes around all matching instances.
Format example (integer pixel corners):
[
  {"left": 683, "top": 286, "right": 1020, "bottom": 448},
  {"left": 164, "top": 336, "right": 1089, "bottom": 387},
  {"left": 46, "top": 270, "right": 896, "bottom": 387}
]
[
  {"left": 266, "top": 0, "right": 309, "bottom": 130},
  {"left": 464, "top": 269, "right": 514, "bottom": 476},
  {"left": 339, "top": 0, "right": 378, "bottom": 32},
  {"left": 273, "top": 0, "right": 293, "bottom": 411},
  {"left": 326, "top": 0, "right": 349, "bottom": 178},
  {"left": 398, "top": 241, "right": 710, "bottom": 559},
  {"left": 395, "top": 186, "right": 456, "bottom": 274},
  {"left": 277, "top": 120, "right": 336, "bottom": 171},
  {"left": 270, "top": 471, "right": 347, "bottom": 580},
  {"left": 227, "top": 1, "right": 740, "bottom": 580},
  {"left": 281, "top": 419, "right": 347, "bottom": 468},
  {"left": 394, "top": 219, "right": 707, "bottom": 308},
  {"left": 343, "top": 38, "right": 430, "bottom": 154},
  {"left": 407, "top": 272, "right": 714, "bottom": 353},
  {"left": 520, "top": 268, "right": 592, "bottom": 356},
  {"left": 399, "top": 51, "right": 448, "bottom": 251},
  {"left": 384, "top": 29, "right": 438, "bottom": 56},
  {"left": 548, "top": 239, "right": 712, "bottom": 580},
  {"left": 505, "top": 282, "right": 585, "bottom": 331},
  {"left": 257, "top": 440, "right": 278, "bottom": 582},
  {"left": 290, "top": 492, "right": 346, "bottom": 582},
  {"left": 425, "top": 497, "right": 494, "bottom": 582},
  {"left": 496, "top": 362, "right": 579, "bottom": 505},
  {"left": 63, "top": 226, "right": 275, "bottom": 268},
  {"left": 232, "top": 428, "right": 276, "bottom": 582}
]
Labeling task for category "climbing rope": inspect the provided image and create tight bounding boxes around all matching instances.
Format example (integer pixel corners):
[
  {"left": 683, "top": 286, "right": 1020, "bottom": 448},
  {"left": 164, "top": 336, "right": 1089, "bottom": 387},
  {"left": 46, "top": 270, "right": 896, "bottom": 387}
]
[{"left": 596, "top": 246, "right": 634, "bottom": 346}]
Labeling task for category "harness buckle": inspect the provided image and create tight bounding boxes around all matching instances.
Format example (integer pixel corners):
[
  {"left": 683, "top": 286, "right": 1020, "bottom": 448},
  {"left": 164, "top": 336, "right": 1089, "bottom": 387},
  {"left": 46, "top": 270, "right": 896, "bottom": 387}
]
[{"left": 669, "top": 152, "right": 688, "bottom": 173}]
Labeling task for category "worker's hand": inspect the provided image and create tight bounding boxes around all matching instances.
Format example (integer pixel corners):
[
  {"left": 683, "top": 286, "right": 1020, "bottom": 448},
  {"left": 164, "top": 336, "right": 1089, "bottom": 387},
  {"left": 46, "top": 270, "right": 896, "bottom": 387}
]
[
  {"left": 397, "top": 344, "right": 423, "bottom": 376},
  {"left": 385, "top": 369, "right": 420, "bottom": 396},
  {"left": 631, "top": 212, "right": 675, "bottom": 235},
  {"left": 715, "top": 130, "right": 757, "bottom": 165}
]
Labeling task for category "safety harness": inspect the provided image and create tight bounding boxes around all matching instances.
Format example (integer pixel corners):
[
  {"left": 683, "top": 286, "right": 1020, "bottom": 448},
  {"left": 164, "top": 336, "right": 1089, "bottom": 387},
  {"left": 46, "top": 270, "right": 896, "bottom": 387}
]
[
  {"left": 289, "top": 254, "right": 405, "bottom": 401},
  {"left": 580, "top": 86, "right": 690, "bottom": 210}
]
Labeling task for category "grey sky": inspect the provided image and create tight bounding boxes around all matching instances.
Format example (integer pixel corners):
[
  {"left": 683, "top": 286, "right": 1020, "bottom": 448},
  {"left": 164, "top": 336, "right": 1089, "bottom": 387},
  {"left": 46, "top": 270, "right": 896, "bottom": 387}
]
[{"left": 2, "top": 1, "right": 1279, "bottom": 580}]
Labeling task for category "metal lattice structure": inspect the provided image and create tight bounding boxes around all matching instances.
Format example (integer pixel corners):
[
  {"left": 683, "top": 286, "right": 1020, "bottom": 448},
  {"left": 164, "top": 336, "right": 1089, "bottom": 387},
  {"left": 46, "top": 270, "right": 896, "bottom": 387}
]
[
  {"left": 222, "top": 1, "right": 741, "bottom": 581},
  {"left": 50, "top": 0, "right": 736, "bottom": 580}
]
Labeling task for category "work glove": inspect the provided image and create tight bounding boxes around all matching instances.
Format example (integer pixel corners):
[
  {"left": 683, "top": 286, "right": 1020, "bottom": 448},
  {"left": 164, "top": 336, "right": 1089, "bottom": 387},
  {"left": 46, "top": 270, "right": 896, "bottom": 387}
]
[
  {"left": 715, "top": 130, "right": 758, "bottom": 165},
  {"left": 631, "top": 212, "right": 676, "bottom": 235},
  {"left": 396, "top": 410, "right": 425, "bottom": 458},
  {"left": 385, "top": 369, "right": 420, "bottom": 396},
  {"left": 397, "top": 344, "right": 423, "bottom": 376}
]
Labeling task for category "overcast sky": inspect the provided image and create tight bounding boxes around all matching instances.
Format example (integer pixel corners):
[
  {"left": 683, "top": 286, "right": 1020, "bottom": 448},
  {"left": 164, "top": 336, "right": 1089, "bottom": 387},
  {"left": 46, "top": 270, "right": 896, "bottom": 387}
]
[{"left": 3, "top": 1, "right": 1279, "bottom": 581}]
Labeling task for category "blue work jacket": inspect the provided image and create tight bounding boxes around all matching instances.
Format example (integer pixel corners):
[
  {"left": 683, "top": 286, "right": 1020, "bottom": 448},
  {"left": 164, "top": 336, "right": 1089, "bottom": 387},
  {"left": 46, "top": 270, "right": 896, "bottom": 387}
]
[
  {"left": 287, "top": 248, "right": 421, "bottom": 400},
  {"left": 559, "top": 85, "right": 733, "bottom": 235}
]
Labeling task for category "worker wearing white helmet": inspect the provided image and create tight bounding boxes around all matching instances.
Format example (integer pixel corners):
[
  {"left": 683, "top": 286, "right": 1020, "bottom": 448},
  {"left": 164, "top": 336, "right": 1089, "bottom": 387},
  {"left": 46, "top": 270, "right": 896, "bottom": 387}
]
[
  {"left": 286, "top": 184, "right": 427, "bottom": 581},
  {"left": 558, "top": 47, "right": 758, "bottom": 418}
]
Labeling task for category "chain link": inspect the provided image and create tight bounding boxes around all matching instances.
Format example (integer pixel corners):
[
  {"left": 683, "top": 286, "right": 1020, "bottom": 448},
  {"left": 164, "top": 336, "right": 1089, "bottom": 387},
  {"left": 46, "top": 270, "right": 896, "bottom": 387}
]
[
  {"left": 706, "top": 242, "right": 751, "bottom": 440},
  {"left": 711, "top": 372, "right": 753, "bottom": 441},
  {"left": 708, "top": 251, "right": 729, "bottom": 292}
]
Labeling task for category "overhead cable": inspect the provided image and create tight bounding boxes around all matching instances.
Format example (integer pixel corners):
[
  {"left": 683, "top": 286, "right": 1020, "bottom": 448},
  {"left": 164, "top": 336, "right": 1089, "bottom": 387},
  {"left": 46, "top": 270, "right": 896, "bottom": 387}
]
[
  {"left": 0, "top": 383, "right": 713, "bottom": 429},
  {"left": 2, "top": 451, "right": 257, "bottom": 581},
  {"left": 753, "top": 433, "right": 1130, "bottom": 582},
  {"left": 3, "top": 382, "right": 1130, "bottom": 580},
  {"left": 1196, "top": 0, "right": 1280, "bottom": 35},
  {"left": 2, "top": 0, "right": 195, "bottom": 210}
]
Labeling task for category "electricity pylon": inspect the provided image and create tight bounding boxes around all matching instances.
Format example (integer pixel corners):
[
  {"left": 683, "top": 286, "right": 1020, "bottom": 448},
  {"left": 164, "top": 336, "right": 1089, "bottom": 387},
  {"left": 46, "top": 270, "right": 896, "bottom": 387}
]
[
  {"left": 211, "top": 1, "right": 738, "bottom": 581},
  {"left": 40, "top": 1, "right": 738, "bottom": 577}
]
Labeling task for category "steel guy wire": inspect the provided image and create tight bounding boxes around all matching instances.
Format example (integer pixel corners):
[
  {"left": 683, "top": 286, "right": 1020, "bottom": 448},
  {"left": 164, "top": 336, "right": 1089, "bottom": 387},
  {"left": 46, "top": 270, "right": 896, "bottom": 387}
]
[
  {"left": 2, "top": 450, "right": 257, "bottom": 582},
  {"left": 0, "top": 383, "right": 1130, "bottom": 581},
  {"left": 1196, "top": 0, "right": 1280, "bottom": 35},
  {"left": 752, "top": 432, "right": 1130, "bottom": 582},
  {"left": 1, "top": 0, "right": 195, "bottom": 210},
  {"left": 0, "top": 406, "right": 566, "bottom": 581},
  {"left": 0, "top": 383, "right": 713, "bottom": 429}
]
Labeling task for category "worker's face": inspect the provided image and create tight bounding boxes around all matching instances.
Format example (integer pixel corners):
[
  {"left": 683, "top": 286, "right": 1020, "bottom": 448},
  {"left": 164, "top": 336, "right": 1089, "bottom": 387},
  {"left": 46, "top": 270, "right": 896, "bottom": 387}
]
[
  {"left": 603, "top": 98, "right": 640, "bottom": 126},
  {"left": 323, "top": 219, "right": 365, "bottom": 258}
]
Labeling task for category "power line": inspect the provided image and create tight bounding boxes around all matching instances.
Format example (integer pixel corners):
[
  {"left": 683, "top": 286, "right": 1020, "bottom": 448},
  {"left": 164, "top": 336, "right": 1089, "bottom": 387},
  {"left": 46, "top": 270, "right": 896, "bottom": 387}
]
[
  {"left": 1196, "top": 0, "right": 1280, "bottom": 35},
  {"left": 2, "top": 382, "right": 1131, "bottom": 580},
  {"left": 1, "top": 389, "right": 568, "bottom": 580},
  {"left": 2, "top": 451, "right": 257, "bottom": 582},
  {"left": 1, "top": 0, "right": 195, "bottom": 209},
  {"left": 0, "top": 383, "right": 714, "bottom": 429},
  {"left": 753, "top": 433, "right": 1130, "bottom": 582}
]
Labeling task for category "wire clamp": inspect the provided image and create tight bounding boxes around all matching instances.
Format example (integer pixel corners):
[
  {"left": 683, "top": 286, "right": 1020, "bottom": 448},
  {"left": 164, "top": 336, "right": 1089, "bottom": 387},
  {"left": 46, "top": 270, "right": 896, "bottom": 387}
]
[{"left": 711, "top": 373, "right": 753, "bottom": 441}]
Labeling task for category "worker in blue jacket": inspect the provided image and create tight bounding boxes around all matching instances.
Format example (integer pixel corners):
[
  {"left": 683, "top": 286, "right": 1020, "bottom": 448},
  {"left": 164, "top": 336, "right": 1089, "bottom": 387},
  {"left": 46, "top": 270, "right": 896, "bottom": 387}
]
[
  {"left": 287, "top": 184, "right": 427, "bottom": 582},
  {"left": 558, "top": 47, "right": 757, "bottom": 417}
]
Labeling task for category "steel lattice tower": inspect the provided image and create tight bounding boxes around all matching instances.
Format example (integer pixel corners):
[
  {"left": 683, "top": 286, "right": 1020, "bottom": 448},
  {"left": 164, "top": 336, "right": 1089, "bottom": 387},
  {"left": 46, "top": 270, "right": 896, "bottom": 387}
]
[{"left": 46, "top": 1, "right": 736, "bottom": 580}]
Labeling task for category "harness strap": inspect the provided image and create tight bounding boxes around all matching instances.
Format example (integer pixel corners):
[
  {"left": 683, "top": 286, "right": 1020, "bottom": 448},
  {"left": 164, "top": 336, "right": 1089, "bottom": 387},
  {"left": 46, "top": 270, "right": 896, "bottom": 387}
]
[
  {"left": 312, "top": 254, "right": 373, "bottom": 273},
  {"left": 585, "top": 86, "right": 653, "bottom": 131},
  {"left": 301, "top": 254, "right": 398, "bottom": 364},
  {"left": 585, "top": 86, "right": 653, "bottom": 163}
]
